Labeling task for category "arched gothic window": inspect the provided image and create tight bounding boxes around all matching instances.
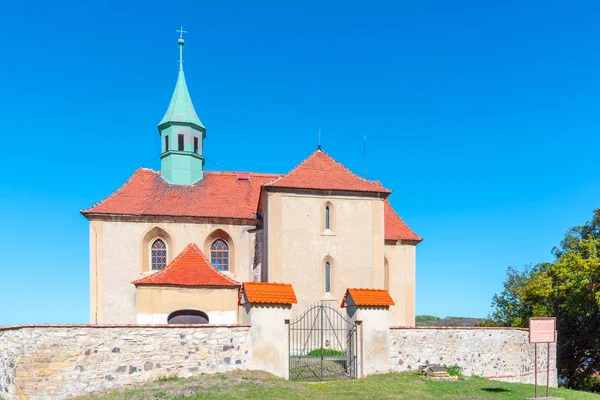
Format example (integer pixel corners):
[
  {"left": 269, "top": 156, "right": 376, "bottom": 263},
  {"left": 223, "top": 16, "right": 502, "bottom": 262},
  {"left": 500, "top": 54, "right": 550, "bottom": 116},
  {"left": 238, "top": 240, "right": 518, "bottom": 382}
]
[
  {"left": 325, "top": 262, "right": 331, "bottom": 293},
  {"left": 325, "top": 206, "right": 330, "bottom": 230},
  {"left": 211, "top": 239, "right": 229, "bottom": 271},
  {"left": 151, "top": 239, "right": 167, "bottom": 270}
]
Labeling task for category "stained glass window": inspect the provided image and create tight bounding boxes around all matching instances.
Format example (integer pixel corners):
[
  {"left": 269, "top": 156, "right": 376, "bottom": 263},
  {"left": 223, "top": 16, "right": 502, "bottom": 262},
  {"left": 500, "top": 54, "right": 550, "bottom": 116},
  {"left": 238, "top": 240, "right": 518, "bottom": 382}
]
[
  {"left": 325, "top": 206, "right": 330, "bottom": 230},
  {"left": 151, "top": 239, "right": 167, "bottom": 271},
  {"left": 211, "top": 239, "right": 229, "bottom": 271},
  {"left": 325, "top": 262, "right": 331, "bottom": 292}
]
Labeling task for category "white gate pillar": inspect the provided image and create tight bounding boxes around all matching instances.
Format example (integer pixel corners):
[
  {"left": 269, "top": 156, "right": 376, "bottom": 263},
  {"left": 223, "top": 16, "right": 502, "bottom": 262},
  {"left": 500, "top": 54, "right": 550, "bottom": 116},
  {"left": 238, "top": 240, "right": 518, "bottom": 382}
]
[
  {"left": 239, "top": 282, "right": 297, "bottom": 379},
  {"left": 342, "top": 288, "right": 394, "bottom": 377}
]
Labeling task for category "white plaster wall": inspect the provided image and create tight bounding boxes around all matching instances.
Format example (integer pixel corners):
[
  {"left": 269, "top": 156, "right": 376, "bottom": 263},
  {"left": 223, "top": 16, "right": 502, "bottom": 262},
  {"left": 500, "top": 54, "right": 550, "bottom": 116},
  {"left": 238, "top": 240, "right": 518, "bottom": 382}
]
[
  {"left": 136, "top": 311, "right": 237, "bottom": 325},
  {"left": 96, "top": 220, "right": 255, "bottom": 324},
  {"left": 384, "top": 242, "right": 416, "bottom": 326},
  {"left": 266, "top": 192, "right": 385, "bottom": 317},
  {"left": 248, "top": 305, "right": 291, "bottom": 378},
  {"left": 357, "top": 308, "right": 390, "bottom": 376}
]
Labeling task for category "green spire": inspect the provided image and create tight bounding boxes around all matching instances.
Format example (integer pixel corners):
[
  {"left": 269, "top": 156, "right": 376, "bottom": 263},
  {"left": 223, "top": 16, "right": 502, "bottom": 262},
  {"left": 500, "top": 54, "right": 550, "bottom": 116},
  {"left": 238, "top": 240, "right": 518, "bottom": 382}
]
[
  {"left": 158, "top": 27, "right": 206, "bottom": 186},
  {"left": 158, "top": 68, "right": 205, "bottom": 130}
]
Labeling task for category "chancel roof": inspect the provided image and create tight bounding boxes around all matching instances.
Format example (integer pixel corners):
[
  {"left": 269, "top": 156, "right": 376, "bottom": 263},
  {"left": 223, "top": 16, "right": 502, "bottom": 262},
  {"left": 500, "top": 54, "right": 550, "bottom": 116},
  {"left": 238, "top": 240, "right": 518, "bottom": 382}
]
[{"left": 263, "top": 148, "right": 391, "bottom": 194}]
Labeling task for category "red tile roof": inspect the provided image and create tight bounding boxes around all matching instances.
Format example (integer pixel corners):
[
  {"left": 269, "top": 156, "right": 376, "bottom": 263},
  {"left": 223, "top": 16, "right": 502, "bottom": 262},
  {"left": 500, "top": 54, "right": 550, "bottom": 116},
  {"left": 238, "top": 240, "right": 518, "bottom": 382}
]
[
  {"left": 341, "top": 288, "right": 395, "bottom": 308},
  {"left": 82, "top": 169, "right": 281, "bottom": 219},
  {"left": 82, "top": 151, "right": 420, "bottom": 244},
  {"left": 133, "top": 243, "right": 239, "bottom": 287},
  {"left": 384, "top": 199, "right": 422, "bottom": 242},
  {"left": 263, "top": 149, "right": 391, "bottom": 194},
  {"left": 238, "top": 282, "right": 298, "bottom": 305}
]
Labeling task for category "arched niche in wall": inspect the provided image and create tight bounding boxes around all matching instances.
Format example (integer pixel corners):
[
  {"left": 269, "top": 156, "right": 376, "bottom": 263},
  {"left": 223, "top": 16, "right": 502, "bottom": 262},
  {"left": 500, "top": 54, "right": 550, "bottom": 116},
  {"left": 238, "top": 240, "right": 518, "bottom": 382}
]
[
  {"left": 321, "top": 255, "right": 335, "bottom": 295},
  {"left": 204, "top": 229, "right": 235, "bottom": 273},
  {"left": 140, "top": 227, "right": 174, "bottom": 274},
  {"left": 167, "top": 309, "right": 209, "bottom": 324},
  {"left": 321, "top": 201, "right": 336, "bottom": 234}
]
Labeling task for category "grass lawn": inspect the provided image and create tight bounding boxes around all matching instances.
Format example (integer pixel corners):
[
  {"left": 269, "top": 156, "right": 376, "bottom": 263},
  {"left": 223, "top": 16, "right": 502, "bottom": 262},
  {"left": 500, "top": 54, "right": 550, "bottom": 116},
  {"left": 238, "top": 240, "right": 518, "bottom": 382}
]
[{"left": 76, "top": 370, "right": 600, "bottom": 400}]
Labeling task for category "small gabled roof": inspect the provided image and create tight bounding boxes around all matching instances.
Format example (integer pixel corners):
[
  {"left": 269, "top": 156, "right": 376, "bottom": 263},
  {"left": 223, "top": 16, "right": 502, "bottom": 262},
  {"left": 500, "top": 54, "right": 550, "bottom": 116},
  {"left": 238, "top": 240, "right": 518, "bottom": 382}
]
[
  {"left": 238, "top": 282, "right": 298, "bottom": 305},
  {"left": 384, "top": 199, "right": 422, "bottom": 242},
  {"left": 341, "top": 288, "right": 395, "bottom": 308},
  {"left": 263, "top": 148, "right": 391, "bottom": 194},
  {"left": 133, "top": 243, "right": 239, "bottom": 287}
]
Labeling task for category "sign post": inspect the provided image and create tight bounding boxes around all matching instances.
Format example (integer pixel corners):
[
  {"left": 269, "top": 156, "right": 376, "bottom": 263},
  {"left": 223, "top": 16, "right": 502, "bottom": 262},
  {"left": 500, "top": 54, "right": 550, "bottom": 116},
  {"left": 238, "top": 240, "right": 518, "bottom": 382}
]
[{"left": 527, "top": 317, "right": 557, "bottom": 400}]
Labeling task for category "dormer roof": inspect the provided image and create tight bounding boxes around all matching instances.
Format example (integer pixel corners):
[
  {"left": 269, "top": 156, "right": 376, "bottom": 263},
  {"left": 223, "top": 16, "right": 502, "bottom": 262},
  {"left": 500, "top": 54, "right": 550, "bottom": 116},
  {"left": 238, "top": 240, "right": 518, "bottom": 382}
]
[{"left": 132, "top": 243, "right": 239, "bottom": 287}]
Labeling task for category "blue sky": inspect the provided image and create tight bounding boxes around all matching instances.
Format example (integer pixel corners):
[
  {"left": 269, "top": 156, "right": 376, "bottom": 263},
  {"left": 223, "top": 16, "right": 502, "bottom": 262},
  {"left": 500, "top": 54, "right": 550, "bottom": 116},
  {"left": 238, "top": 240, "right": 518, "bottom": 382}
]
[{"left": 1, "top": 0, "right": 599, "bottom": 325}]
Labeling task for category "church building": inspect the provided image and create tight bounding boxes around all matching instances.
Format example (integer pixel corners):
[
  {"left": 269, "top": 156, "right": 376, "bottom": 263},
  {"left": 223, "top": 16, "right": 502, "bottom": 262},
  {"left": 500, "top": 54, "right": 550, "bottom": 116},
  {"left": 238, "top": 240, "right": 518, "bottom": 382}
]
[{"left": 81, "top": 33, "right": 422, "bottom": 327}]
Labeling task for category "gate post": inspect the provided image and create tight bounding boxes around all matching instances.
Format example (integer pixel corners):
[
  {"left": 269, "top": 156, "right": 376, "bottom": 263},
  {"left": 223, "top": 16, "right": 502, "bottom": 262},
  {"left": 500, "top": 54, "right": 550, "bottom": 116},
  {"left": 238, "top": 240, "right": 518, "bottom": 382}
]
[
  {"left": 239, "top": 282, "right": 297, "bottom": 379},
  {"left": 341, "top": 288, "right": 394, "bottom": 377}
]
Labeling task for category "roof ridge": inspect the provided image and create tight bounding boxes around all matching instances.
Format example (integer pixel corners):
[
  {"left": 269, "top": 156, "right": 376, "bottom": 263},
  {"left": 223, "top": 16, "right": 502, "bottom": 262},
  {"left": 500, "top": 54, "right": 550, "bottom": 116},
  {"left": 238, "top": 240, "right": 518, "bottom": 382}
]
[
  {"left": 263, "top": 148, "right": 391, "bottom": 193},
  {"left": 204, "top": 171, "right": 282, "bottom": 177},
  {"left": 317, "top": 149, "right": 390, "bottom": 189},
  {"left": 263, "top": 149, "right": 323, "bottom": 187}
]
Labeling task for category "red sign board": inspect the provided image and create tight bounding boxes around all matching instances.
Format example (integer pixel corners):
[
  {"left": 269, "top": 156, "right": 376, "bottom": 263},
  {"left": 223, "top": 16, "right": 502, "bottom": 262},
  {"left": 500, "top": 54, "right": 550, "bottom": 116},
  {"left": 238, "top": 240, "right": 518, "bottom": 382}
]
[{"left": 529, "top": 317, "right": 556, "bottom": 343}]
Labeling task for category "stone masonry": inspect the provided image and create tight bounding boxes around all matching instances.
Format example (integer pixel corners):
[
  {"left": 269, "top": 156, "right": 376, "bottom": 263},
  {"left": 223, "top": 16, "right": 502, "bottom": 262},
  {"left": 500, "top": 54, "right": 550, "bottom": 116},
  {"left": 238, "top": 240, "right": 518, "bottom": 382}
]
[
  {"left": 389, "top": 327, "right": 557, "bottom": 387},
  {"left": 1, "top": 324, "right": 559, "bottom": 399},
  {"left": 0, "top": 325, "right": 251, "bottom": 400}
]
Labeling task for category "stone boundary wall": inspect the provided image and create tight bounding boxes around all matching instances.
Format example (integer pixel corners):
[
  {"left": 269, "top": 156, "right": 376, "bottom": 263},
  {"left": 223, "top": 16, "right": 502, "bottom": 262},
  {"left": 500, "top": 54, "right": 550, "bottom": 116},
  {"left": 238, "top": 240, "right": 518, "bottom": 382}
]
[
  {"left": 0, "top": 324, "right": 251, "bottom": 400},
  {"left": 389, "top": 326, "right": 557, "bottom": 387}
]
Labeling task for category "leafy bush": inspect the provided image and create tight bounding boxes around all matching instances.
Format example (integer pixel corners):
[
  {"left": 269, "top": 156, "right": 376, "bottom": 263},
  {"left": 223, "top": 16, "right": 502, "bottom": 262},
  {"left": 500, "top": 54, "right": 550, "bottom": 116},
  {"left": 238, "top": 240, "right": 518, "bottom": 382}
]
[
  {"left": 306, "top": 348, "right": 345, "bottom": 357},
  {"left": 445, "top": 364, "right": 462, "bottom": 377}
]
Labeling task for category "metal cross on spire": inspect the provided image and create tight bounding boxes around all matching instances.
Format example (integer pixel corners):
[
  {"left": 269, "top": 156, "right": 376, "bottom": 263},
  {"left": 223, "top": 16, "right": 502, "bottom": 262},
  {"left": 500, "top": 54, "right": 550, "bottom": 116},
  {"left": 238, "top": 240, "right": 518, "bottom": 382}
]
[{"left": 176, "top": 26, "right": 187, "bottom": 70}]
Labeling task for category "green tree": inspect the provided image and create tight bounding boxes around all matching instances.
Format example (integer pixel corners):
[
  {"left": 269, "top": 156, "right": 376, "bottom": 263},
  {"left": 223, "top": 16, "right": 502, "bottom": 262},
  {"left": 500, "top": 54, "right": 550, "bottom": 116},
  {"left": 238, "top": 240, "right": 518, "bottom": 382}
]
[{"left": 487, "top": 210, "right": 600, "bottom": 391}]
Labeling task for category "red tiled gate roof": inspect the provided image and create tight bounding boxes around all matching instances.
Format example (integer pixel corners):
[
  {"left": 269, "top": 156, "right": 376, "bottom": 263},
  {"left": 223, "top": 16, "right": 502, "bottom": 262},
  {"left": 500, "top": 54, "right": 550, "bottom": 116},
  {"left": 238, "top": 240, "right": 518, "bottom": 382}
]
[
  {"left": 238, "top": 282, "right": 298, "bottom": 305},
  {"left": 341, "top": 288, "right": 395, "bottom": 308}
]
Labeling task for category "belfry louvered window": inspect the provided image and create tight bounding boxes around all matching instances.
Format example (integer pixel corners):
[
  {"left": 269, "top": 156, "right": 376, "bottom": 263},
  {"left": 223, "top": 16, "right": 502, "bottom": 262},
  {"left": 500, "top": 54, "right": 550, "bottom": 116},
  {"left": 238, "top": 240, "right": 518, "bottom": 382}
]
[
  {"left": 151, "top": 239, "right": 167, "bottom": 271},
  {"left": 211, "top": 239, "right": 229, "bottom": 271}
]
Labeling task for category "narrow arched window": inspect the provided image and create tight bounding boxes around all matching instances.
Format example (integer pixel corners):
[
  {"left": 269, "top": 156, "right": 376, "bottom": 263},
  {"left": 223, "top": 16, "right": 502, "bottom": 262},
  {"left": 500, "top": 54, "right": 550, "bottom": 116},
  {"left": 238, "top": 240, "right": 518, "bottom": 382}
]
[
  {"left": 325, "top": 206, "right": 330, "bottom": 230},
  {"left": 325, "top": 262, "right": 331, "bottom": 293},
  {"left": 211, "top": 239, "right": 229, "bottom": 271},
  {"left": 151, "top": 239, "right": 167, "bottom": 271}
]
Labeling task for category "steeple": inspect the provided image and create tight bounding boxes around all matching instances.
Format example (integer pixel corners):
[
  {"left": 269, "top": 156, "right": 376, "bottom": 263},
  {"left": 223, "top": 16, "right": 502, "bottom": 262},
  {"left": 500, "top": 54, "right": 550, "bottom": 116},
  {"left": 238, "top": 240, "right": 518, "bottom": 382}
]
[{"left": 158, "top": 27, "right": 206, "bottom": 185}]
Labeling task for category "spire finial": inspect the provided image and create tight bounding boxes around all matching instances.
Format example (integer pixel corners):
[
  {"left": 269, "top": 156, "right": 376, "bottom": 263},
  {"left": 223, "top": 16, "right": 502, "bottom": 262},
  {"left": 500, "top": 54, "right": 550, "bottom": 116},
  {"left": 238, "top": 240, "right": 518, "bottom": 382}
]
[{"left": 176, "top": 26, "right": 187, "bottom": 71}]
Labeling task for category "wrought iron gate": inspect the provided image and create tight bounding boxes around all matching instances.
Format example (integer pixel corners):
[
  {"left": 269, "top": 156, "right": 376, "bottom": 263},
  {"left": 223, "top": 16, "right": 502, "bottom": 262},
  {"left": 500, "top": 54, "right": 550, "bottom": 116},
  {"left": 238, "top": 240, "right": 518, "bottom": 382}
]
[{"left": 288, "top": 303, "right": 358, "bottom": 381}]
